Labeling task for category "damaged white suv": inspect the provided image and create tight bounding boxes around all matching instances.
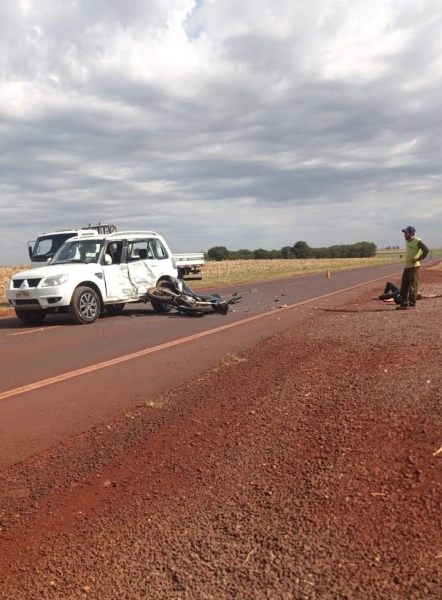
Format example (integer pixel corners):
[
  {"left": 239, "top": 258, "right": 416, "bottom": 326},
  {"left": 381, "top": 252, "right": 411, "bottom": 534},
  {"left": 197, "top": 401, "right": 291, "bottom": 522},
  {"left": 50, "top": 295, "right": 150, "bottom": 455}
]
[{"left": 7, "top": 230, "right": 178, "bottom": 325}]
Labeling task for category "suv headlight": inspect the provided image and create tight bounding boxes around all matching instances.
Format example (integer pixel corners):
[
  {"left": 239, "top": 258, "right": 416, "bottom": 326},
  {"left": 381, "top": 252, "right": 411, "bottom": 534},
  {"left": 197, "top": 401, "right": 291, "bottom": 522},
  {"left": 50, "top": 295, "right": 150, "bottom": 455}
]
[{"left": 41, "top": 274, "right": 69, "bottom": 287}]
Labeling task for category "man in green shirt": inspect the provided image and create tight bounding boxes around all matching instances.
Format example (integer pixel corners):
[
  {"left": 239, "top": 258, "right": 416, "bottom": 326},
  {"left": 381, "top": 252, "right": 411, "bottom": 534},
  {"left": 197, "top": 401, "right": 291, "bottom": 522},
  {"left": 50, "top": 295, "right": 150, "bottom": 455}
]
[{"left": 397, "top": 226, "right": 429, "bottom": 310}]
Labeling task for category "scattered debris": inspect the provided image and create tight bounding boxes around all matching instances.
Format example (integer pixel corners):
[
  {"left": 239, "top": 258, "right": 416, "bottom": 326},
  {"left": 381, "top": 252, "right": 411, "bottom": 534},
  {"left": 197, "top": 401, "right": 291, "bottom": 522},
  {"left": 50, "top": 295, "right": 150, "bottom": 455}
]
[
  {"left": 103, "top": 480, "right": 116, "bottom": 488},
  {"left": 241, "top": 548, "right": 257, "bottom": 567},
  {"left": 432, "top": 445, "right": 442, "bottom": 457}
]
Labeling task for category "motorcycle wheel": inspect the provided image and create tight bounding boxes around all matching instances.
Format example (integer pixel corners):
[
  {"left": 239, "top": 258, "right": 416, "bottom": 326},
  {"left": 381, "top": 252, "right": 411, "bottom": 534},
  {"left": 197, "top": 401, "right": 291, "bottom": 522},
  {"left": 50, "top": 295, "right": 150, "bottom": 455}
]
[
  {"left": 146, "top": 286, "right": 177, "bottom": 314},
  {"left": 145, "top": 286, "right": 177, "bottom": 303}
]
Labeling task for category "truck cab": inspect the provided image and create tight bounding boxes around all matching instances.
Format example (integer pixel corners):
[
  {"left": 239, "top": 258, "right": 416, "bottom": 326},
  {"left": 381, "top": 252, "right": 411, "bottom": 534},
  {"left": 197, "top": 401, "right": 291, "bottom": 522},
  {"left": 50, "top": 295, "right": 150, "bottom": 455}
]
[{"left": 28, "top": 224, "right": 117, "bottom": 268}]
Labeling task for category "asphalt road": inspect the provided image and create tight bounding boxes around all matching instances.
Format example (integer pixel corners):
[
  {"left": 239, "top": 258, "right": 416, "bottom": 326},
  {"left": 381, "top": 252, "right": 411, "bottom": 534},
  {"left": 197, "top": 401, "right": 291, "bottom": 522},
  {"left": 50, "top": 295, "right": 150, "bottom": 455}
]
[{"left": 0, "top": 262, "right": 405, "bottom": 469}]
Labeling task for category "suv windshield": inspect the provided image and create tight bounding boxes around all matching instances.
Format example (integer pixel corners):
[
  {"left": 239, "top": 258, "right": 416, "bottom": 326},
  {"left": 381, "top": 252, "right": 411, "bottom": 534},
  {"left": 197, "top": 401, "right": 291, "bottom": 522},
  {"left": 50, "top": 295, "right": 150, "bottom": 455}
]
[{"left": 52, "top": 240, "right": 104, "bottom": 265}]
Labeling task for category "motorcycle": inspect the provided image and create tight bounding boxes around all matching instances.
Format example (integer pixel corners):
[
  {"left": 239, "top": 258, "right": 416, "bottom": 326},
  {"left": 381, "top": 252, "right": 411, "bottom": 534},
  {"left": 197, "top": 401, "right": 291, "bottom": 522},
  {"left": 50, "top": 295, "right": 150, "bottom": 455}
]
[{"left": 145, "top": 277, "right": 241, "bottom": 316}]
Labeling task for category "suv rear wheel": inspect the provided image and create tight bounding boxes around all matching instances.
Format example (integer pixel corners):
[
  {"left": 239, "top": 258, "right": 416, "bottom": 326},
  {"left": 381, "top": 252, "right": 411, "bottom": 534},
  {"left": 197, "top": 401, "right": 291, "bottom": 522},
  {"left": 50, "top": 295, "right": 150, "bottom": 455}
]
[{"left": 69, "top": 286, "right": 101, "bottom": 324}]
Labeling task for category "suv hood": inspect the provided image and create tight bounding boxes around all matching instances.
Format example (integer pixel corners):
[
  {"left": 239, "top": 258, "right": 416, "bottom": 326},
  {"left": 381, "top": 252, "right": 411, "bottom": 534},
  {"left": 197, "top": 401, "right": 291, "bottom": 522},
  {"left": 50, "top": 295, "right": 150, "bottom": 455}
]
[{"left": 12, "top": 263, "right": 103, "bottom": 279}]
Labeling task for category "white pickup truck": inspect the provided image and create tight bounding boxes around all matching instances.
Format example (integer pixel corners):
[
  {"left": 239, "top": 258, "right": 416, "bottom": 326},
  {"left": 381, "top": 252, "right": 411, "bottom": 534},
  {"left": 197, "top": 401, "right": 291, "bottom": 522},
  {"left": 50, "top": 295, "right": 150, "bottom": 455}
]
[
  {"left": 173, "top": 253, "right": 205, "bottom": 279},
  {"left": 28, "top": 225, "right": 205, "bottom": 279},
  {"left": 8, "top": 230, "right": 178, "bottom": 325}
]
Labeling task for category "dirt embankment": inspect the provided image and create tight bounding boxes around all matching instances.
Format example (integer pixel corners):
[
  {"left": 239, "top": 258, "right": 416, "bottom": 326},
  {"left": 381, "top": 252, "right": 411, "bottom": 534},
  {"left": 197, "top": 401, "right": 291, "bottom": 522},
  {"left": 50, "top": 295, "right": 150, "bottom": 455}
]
[{"left": 0, "top": 270, "right": 441, "bottom": 599}]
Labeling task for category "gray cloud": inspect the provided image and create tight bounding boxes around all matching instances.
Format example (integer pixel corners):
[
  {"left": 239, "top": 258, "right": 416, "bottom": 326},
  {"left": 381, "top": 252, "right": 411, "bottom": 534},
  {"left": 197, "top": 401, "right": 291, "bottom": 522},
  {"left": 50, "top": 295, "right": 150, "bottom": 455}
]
[{"left": 1, "top": 0, "right": 441, "bottom": 265}]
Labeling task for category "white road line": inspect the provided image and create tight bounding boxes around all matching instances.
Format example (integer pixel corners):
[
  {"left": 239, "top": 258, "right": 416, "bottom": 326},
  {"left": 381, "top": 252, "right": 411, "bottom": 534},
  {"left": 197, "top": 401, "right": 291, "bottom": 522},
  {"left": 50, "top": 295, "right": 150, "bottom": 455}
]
[{"left": 8, "top": 327, "right": 61, "bottom": 336}]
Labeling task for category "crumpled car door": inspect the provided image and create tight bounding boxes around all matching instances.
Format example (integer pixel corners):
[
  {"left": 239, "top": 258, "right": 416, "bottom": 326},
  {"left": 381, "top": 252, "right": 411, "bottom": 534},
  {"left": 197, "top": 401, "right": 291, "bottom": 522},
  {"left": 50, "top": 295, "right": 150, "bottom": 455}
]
[{"left": 103, "top": 264, "right": 138, "bottom": 301}]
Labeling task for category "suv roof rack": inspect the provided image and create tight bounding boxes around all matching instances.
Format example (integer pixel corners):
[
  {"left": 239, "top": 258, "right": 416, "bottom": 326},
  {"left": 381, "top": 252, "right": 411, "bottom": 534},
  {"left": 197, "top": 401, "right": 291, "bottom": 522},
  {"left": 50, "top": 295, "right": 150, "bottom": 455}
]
[
  {"left": 106, "top": 230, "right": 158, "bottom": 237},
  {"left": 75, "top": 230, "right": 100, "bottom": 238},
  {"left": 50, "top": 224, "right": 117, "bottom": 234},
  {"left": 84, "top": 224, "right": 117, "bottom": 234}
]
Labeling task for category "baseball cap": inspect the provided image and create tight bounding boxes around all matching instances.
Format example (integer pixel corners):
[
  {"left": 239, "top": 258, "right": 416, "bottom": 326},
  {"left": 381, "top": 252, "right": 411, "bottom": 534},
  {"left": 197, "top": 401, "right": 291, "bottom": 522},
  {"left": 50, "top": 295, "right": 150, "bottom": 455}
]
[{"left": 402, "top": 226, "right": 415, "bottom": 234}]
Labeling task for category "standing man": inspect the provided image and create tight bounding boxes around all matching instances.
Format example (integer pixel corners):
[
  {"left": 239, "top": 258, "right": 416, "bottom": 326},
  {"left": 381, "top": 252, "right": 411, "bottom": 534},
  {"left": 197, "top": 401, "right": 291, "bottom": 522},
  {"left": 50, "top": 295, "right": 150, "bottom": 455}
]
[{"left": 397, "top": 226, "right": 429, "bottom": 310}]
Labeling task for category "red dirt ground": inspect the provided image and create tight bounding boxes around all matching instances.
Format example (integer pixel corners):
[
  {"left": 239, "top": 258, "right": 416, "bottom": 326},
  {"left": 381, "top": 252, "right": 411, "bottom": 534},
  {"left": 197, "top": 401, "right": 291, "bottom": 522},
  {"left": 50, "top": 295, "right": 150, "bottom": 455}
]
[{"left": 0, "top": 270, "right": 441, "bottom": 599}]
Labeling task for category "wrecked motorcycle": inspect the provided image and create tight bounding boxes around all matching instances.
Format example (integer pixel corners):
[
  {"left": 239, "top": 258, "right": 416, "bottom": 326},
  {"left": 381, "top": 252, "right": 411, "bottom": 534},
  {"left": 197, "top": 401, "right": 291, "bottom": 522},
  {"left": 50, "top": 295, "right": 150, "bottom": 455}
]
[{"left": 145, "top": 278, "right": 241, "bottom": 316}]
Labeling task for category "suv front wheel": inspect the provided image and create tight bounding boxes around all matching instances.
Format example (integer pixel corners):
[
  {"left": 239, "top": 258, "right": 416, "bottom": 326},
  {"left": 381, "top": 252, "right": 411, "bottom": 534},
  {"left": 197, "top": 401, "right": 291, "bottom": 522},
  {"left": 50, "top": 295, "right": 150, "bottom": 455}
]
[{"left": 69, "top": 286, "right": 101, "bottom": 324}]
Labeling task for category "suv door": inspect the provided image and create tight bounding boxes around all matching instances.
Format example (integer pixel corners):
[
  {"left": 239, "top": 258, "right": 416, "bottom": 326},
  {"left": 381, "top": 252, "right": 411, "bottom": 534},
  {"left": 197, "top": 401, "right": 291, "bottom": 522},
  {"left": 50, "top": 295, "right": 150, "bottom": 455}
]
[
  {"left": 102, "top": 241, "right": 139, "bottom": 301},
  {"left": 125, "top": 239, "right": 163, "bottom": 294}
]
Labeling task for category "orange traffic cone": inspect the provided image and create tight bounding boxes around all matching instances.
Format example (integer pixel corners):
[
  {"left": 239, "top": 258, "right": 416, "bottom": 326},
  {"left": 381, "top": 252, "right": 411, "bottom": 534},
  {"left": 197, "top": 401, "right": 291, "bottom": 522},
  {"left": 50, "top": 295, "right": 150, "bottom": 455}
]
[{"left": 326, "top": 269, "right": 331, "bottom": 278}]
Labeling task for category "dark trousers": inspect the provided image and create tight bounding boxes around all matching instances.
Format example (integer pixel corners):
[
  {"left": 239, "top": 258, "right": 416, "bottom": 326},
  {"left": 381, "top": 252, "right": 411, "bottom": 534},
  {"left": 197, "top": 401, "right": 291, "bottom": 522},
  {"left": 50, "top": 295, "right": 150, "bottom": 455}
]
[
  {"left": 379, "top": 281, "right": 401, "bottom": 303},
  {"left": 383, "top": 281, "right": 399, "bottom": 294},
  {"left": 400, "top": 267, "right": 420, "bottom": 306}
]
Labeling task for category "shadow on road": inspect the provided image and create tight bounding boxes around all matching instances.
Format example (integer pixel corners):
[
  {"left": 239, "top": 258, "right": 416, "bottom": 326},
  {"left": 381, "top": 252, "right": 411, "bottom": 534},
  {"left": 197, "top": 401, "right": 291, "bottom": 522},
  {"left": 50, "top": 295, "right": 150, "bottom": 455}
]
[{"left": 0, "top": 307, "right": 210, "bottom": 329}]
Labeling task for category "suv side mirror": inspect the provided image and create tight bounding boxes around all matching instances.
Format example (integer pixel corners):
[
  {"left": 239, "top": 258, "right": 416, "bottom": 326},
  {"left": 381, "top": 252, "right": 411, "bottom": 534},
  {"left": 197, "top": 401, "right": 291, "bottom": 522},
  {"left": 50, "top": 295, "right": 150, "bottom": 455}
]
[{"left": 104, "top": 254, "right": 113, "bottom": 265}]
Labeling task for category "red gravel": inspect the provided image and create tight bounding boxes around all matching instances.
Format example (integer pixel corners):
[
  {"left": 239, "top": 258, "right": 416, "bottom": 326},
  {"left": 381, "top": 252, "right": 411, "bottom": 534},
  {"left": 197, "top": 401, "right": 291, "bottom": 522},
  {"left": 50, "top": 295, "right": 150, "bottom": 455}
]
[{"left": 0, "top": 270, "right": 441, "bottom": 599}]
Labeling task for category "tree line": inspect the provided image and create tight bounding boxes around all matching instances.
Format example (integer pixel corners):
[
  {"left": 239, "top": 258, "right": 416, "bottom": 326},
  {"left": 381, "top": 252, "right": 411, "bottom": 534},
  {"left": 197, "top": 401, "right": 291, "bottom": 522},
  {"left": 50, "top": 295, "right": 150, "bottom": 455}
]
[{"left": 207, "top": 240, "right": 377, "bottom": 261}]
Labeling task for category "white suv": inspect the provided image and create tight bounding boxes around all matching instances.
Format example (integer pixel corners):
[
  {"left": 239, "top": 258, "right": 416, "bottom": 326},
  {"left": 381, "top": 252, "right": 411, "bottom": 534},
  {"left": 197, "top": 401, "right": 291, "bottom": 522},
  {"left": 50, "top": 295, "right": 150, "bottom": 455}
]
[{"left": 7, "top": 230, "right": 178, "bottom": 325}]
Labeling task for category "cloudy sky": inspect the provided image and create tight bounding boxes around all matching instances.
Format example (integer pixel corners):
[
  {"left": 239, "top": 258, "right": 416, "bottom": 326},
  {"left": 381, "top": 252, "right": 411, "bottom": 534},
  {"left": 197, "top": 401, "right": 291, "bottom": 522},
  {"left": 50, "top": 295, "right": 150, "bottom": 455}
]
[{"left": 1, "top": 0, "right": 441, "bottom": 265}]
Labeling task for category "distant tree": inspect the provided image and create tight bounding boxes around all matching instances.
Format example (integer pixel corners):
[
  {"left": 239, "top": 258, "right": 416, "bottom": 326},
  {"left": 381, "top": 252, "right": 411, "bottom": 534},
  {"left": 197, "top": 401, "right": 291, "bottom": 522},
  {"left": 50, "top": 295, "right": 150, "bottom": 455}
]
[
  {"left": 356, "top": 241, "right": 377, "bottom": 257},
  {"left": 206, "top": 240, "right": 377, "bottom": 260},
  {"left": 329, "top": 245, "right": 346, "bottom": 258},
  {"left": 326, "top": 242, "right": 377, "bottom": 258},
  {"left": 230, "top": 248, "right": 255, "bottom": 260},
  {"left": 347, "top": 245, "right": 360, "bottom": 258},
  {"left": 254, "top": 248, "right": 270, "bottom": 259},
  {"left": 312, "top": 247, "right": 331, "bottom": 259},
  {"left": 207, "top": 246, "right": 230, "bottom": 261},
  {"left": 281, "top": 245, "right": 294, "bottom": 259},
  {"left": 292, "top": 241, "right": 313, "bottom": 259}
]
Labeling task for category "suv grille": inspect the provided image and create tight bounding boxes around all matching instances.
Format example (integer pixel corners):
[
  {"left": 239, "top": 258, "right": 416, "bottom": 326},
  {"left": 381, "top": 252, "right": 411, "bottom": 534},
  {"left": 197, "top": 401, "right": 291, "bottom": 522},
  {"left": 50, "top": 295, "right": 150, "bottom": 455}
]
[
  {"left": 13, "top": 278, "right": 42, "bottom": 289},
  {"left": 15, "top": 299, "right": 40, "bottom": 306}
]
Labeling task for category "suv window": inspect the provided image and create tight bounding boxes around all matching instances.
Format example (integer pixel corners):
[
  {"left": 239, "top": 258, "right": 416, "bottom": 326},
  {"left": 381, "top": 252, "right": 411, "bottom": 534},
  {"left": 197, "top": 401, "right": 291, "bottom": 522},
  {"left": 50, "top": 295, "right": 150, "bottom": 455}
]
[
  {"left": 153, "top": 239, "right": 169, "bottom": 260},
  {"left": 126, "top": 239, "right": 170, "bottom": 261},
  {"left": 105, "top": 241, "right": 124, "bottom": 264},
  {"left": 53, "top": 240, "right": 103, "bottom": 264},
  {"left": 127, "top": 240, "right": 155, "bottom": 262}
]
